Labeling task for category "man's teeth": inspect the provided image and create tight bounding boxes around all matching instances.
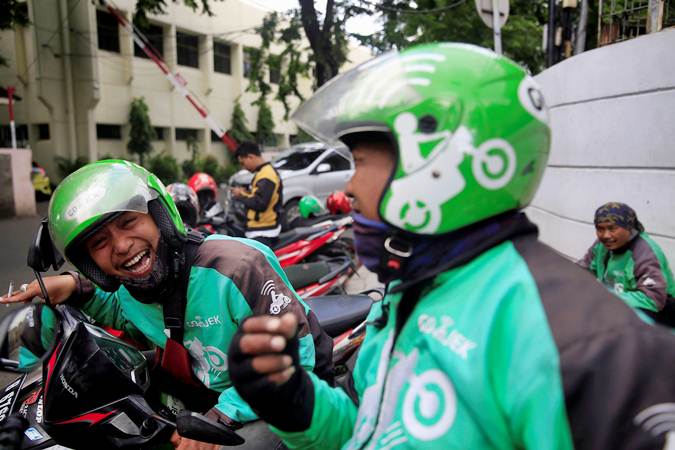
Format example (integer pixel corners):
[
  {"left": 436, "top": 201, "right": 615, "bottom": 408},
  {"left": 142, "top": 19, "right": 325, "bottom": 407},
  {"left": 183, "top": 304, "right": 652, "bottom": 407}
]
[{"left": 124, "top": 250, "right": 148, "bottom": 269}]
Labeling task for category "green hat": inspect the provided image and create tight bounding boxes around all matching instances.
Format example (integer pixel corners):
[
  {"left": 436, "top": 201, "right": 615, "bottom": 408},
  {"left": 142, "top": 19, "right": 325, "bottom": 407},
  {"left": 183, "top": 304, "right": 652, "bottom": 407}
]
[
  {"left": 299, "top": 195, "right": 327, "bottom": 219},
  {"left": 48, "top": 159, "right": 186, "bottom": 290},
  {"left": 293, "top": 43, "right": 550, "bottom": 236}
]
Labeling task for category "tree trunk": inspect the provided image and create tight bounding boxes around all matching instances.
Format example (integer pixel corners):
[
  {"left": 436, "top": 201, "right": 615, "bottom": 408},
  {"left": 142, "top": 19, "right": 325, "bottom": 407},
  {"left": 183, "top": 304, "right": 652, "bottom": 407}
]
[
  {"left": 575, "top": 0, "right": 589, "bottom": 54},
  {"left": 298, "top": 0, "right": 339, "bottom": 87}
]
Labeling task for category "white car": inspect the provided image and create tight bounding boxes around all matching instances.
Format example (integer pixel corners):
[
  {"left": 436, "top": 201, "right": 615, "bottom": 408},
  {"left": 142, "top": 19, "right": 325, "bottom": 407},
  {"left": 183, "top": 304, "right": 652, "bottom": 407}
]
[{"left": 229, "top": 142, "right": 354, "bottom": 228}]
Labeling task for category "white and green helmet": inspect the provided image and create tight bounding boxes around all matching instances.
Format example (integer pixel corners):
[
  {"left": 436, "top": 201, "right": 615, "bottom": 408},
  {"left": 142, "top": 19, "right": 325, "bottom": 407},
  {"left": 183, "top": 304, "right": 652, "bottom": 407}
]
[
  {"left": 293, "top": 43, "right": 550, "bottom": 236},
  {"left": 48, "top": 160, "right": 186, "bottom": 291}
]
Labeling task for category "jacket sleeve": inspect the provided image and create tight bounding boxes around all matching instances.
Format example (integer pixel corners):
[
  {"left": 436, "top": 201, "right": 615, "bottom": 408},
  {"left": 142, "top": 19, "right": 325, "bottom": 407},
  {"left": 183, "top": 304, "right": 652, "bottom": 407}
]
[
  {"left": 273, "top": 372, "right": 359, "bottom": 450},
  {"left": 78, "top": 287, "right": 145, "bottom": 341},
  {"left": 577, "top": 241, "right": 598, "bottom": 271},
  {"left": 238, "top": 178, "right": 276, "bottom": 212},
  {"left": 213, "top": 333, "right": 318, "bottom": 424},
  {"left": 616, "top": 239, "right": 670, "bottom": 311},
  {"left": 209, "top": 241, "right": 318, "bottom": 422}
]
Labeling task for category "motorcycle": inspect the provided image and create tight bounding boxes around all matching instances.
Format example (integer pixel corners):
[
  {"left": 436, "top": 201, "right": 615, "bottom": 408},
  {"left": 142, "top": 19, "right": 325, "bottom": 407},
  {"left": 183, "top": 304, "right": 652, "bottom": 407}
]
[{"left": 0, "top": 221, "right": 376, "bottom": 449}]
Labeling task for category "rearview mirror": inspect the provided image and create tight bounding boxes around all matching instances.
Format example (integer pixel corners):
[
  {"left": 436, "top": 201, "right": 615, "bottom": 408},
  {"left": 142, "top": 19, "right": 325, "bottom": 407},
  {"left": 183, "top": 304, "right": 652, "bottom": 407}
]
[
  {"left": 315, "top": 163, "right": 331, "bottom": 174},
  {"left": 0, "top": 304, "right": 59, "bottom": 373},
  {"left": 27, "top": 219, "right": 64, "bottom": 273}
]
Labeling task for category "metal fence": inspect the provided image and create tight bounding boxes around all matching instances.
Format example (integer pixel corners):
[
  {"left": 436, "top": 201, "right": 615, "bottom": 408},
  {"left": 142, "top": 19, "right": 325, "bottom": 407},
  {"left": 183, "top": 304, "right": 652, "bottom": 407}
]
[{"left": 599, "top": 0, "right": 674, "bottom": 45}]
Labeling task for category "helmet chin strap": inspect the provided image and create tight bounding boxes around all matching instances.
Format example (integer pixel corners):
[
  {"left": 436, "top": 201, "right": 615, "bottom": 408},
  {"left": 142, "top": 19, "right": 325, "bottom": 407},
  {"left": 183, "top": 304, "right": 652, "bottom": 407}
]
[{"left": 120, "top": 236, "right": 184, "bottom": 304}]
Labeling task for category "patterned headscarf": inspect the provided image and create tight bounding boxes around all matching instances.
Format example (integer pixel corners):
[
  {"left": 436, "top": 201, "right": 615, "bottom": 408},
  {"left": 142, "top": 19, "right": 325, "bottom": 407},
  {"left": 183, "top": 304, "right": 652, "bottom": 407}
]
[{"left": 594, "top": 202, "right": 644, "bottom": 232}]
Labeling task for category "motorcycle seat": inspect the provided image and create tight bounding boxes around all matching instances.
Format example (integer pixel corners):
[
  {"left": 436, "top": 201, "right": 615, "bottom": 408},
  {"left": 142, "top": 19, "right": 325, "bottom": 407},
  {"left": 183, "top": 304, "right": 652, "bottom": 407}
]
[
  {"left": 305, "top": 294, "right": 373, "bottom": 338},
  {"left": 275, "top": 226, "right": 331, "bottom": 249},
  {"left": 284, "top": 257, "right": 351, "bottom": 289}
]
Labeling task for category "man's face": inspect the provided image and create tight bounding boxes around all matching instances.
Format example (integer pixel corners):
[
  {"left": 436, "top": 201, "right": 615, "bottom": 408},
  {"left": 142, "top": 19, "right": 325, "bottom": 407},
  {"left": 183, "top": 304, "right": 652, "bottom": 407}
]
[
  {"left": 345, "top": 142, "right": 395, "bottom": 221},
  {"left": 85, "top": 212, "right": 160, "bottom": 279},
  {"left": 595, "top": 221, "right": 632, "bottom": 251},
  {"left": 238, "top": 154, "right": 256, "bottom": 171}
]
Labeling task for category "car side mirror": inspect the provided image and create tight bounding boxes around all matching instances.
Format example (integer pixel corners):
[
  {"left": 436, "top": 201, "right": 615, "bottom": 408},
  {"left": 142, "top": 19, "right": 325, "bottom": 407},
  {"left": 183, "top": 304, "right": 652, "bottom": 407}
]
[
  {"left": 315, "top": 163, "right": 331, "bottom": 174},
  {"left": 27, "top": 219, "right": 64, "bottom": 272}
]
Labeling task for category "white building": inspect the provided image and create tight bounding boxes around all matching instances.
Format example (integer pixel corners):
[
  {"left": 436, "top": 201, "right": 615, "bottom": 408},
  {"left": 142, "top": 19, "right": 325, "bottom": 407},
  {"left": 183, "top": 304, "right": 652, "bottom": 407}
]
[{"left": 0, "top": 0, "right": 369, "bottom": 178}]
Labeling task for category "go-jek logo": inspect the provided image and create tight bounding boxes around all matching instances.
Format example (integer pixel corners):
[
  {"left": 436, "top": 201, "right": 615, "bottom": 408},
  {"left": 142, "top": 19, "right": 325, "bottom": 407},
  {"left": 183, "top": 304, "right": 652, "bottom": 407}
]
[{"left": 403, "top": 369, "right": 457, "bottom": 441}]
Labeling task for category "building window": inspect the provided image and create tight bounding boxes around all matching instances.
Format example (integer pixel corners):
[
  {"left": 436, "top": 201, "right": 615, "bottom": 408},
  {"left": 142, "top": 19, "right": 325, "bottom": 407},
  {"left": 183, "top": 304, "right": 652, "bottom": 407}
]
[
  {"left": 269, "top": 55, "right": 281, "bottom": 84},
  {"left": 213, "top": 41, "right": 231, "bottom": 74},
  {"left": 243, "top": 47, "right": 254, "bottom": 78},
  {"left": 97, "top": 10, "right": 120, "bottom": 53},
  {"left": 154, "top": 127, "right": 165, "bottom": 140},
  {"left": 0, "top": 124, "right": 28, "bottom": 147},
  {"left": 134, "top": 23, "right": 164, "bottom": 59},
  {"left": 211, "top": 131, "right": 222, "bottom": 142},
  {"left": 96, "top": 124, "right": 122, "bottom": 140},
  {"left": 176, "top": 32, "right": 199, "bottom": 68},
  {"left": 175, "top": 128, "right": 199, "bottom": 141},
  {"left": 37, "top": 124, "right": 50, "bottom": 140}
]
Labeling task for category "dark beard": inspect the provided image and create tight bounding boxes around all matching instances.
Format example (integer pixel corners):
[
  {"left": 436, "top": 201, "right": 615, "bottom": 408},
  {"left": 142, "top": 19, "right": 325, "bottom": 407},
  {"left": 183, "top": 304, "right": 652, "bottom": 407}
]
[{"left": 119, "top": 237, "right": 172, "bottom": 303}]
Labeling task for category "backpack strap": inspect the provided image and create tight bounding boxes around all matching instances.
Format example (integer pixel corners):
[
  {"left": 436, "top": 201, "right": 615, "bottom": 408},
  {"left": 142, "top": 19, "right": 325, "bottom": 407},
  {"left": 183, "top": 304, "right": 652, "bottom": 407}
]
[{"left": 163, "top": 230, "right": 204, "bottom": 343}]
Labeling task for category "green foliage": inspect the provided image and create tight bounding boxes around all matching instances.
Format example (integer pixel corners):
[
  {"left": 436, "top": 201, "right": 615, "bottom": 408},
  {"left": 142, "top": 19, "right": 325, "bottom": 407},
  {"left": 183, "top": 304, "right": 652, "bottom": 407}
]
[
  {"left": 360, "top": 0, "right": 548, "bottom": 74},
  {"left": 186, "top": 134, "right": 200, "bottom": 161},
  {"left": 147, "top": 152, "right": 180, "bottom": 185},
  {"left": 0, "top": 0, "right": 29, "bottom": 66},
  {"left": 228, "top": 97, "right": 255, "bottom": 143},
  {"left": 54, "top": 156, "right": 89, "bottom": 180},
  {"left": 255, "top": 99, "right": 276, "bottom": 147},
  {"left": 181, "top": 158, "right": 198, "bottom": 180},
  {"left": 133, "top": 0, "right": 223, "bottom": 27},
  {"left": 197, "top": 154, "right": 221, "bottom": 179},
  {"left": 291, "top": 129, "right": 314, "bottom": 145},
  {"left": 127, "top": 97, "right": 156, "bottom": 166}
]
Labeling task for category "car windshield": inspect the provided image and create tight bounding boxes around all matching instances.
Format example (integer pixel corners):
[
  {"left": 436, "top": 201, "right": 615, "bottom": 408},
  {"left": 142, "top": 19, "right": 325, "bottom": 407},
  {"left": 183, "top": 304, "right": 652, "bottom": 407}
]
[{"left": 273, "top": 149, "right": 324, "bottom": 170}]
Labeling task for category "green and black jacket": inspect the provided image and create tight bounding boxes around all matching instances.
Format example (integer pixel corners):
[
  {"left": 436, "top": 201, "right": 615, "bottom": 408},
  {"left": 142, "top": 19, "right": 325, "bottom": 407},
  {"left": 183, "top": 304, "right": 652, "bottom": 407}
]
[
  {"left": 579, "top": 232, "right": 675, "bottom": 312},
  {"left": 276, "top": 218, "right": 675, "bottom": 450}
]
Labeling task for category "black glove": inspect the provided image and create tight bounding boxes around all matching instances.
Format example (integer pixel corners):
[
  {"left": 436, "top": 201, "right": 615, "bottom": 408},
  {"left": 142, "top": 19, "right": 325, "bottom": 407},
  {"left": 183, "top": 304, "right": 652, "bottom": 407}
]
[{"left": 227, "top": 320, "right": 315, "bottom": 432}]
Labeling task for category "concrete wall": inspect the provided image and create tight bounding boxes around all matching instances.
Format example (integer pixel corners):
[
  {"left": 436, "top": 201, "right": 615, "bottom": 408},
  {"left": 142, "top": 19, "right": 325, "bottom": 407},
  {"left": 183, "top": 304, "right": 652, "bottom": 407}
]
[
  {"left": 0, "top": 148, "right": 36, "bottom": 217},
  {"left": 529, "top": 28, "right": 675, "bottom": 264}
]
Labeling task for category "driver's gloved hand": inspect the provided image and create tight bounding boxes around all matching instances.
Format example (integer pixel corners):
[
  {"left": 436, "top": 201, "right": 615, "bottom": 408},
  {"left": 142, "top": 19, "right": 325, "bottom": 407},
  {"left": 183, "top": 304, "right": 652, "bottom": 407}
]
[{"left": 227, "top": 316, "right": 315, "bottom": 432}]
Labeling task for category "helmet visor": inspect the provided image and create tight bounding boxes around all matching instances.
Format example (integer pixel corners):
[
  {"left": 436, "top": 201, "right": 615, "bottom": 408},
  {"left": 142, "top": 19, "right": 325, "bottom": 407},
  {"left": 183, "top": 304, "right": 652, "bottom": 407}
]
[
  {"left": 49, "top": 161, "right": 159, "bottom": 254},
  {"left": 292, "top": 50, "right": 424, "bottom": 145}
]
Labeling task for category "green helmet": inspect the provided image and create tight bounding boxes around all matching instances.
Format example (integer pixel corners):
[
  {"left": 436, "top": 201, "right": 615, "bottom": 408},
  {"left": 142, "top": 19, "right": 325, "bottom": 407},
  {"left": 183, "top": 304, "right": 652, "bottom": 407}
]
[
  {"left": 293, "top": 43, "right": 550, "bottom": 236},
  {"left": 298, "top": 195, "right": 327, "bottom": 219},
  {"left": 48, "top": 159, "right": 186, "bottom": 291}
]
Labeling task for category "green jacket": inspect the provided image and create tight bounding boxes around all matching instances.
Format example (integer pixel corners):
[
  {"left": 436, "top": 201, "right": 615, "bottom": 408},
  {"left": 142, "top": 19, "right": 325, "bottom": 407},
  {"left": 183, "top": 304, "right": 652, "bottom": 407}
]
[
  {"left": 78, "top": 235, "right": 330, "bottom": 423},
  {"left": 276, "top": 233, "right": 675, "bottom": 449},
  {"left": 579, "top": 232, "right": 675, "bottom": 312}
]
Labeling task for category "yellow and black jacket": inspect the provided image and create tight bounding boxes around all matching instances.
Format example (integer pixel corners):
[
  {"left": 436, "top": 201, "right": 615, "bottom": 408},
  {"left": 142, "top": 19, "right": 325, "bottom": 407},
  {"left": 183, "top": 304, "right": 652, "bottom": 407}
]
[{"left": 238, "top": 162, "right": 283, "bottom": 231}]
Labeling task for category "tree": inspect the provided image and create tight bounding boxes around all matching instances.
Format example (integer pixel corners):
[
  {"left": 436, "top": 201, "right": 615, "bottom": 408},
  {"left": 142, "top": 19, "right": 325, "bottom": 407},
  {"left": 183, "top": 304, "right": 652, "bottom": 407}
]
[
  {"left": 297, "top": 1, "right": 368, "bottom": 87},
  {"left": 0, "top": 0, "right": 29, "bottom": 66},
  {"left": 255, "top": 99, "right": 276, "bottom": 146},
  {"left": 228, "top": 97, "right": 255, "bottom": 143},
  {"left": 362, "top": 0, "right": 549, "bottom": 74},
  {"left": 127, "top": 97, "right": 156, "bottom": 166}
]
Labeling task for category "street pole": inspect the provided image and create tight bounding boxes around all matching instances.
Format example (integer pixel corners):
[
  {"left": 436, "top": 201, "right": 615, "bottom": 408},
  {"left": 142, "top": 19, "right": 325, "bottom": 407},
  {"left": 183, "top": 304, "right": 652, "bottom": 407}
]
[
  {"left": 492, "top": 0, "right": 502, "bottom": 55},
  {"left": 7, "top": 86, "right": 16, "bottom": 150},
  {"left": 547, "top": 0, "right": 556, "bottom": 66}
]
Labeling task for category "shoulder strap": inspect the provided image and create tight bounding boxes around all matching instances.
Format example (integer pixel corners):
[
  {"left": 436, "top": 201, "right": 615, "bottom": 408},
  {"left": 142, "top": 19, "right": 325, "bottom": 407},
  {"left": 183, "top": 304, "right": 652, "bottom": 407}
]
[{"left": 163, "top": 231, "right": 205, "bottom": 342}]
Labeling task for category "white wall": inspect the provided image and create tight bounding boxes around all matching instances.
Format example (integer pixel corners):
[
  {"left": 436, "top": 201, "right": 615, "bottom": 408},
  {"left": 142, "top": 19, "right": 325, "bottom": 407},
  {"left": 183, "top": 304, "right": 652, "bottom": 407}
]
[{"left": 529, "top": 28, "right": 675, "bottom": 264}]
